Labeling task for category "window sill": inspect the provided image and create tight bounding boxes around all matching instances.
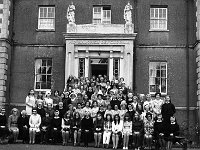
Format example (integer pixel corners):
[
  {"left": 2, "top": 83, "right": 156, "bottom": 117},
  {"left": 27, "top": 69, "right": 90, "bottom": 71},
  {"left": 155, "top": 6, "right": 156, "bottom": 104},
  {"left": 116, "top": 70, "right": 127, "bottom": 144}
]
[
  {"left": 149, "top": 29, "right": 169, "bottom": 32},
  {"left": 150, "top": 92, "right": 167, "bottom": 96},
  {"left": 36, "top": 29, "right": 55, "bottom": 32},
  {"left": 34, "top": 89, "right": 51, "bottom": 92}
]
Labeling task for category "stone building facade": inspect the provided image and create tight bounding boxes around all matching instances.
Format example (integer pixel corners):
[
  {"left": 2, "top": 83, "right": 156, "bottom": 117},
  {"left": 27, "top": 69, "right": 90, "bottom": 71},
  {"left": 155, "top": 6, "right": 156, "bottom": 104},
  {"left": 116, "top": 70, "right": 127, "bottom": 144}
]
[{"left": 0, "top": 0, "right": 199, "bottom": 131}]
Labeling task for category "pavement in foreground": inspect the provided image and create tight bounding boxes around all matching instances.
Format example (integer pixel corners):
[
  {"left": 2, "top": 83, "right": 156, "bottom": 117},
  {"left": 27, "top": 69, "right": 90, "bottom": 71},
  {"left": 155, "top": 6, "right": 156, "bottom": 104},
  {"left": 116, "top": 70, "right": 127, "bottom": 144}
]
[{"left": 0, "top": 144, "right": 198, "bottom": 150}]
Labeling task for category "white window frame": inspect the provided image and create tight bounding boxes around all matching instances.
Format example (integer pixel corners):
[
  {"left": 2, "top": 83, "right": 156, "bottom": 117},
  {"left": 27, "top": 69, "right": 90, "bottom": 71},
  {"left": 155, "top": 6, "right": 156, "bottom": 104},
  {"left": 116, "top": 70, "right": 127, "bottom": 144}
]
[
  {"left": 149, "top": 62, "right": 167, "bottom": 95},
  {"left": 150, "top": 7, "right": 168, "bottom": 31},
  {"left": 34, "top": 58, "right": 52, "bottom": 91},
  {"left": 93, "top": 6, "right": 111, "bottom": 24},
  {"left": 38, "top": 6, "right": 55, "bottom": 30}
]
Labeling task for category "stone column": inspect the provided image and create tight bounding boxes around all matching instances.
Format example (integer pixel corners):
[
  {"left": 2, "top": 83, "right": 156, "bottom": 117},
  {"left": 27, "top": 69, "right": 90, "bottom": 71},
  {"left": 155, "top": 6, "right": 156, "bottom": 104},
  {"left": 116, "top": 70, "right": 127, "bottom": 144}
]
[
  {"left": 109, "top": 50, "right": 113, "bottom": 81},
  {"left": 127, "top": 53, "right": 131, "bottom": 87},
  {"left": 0, "top": 0, "right": 11, "bottom": 107},
  {"left": 74, "top": 52, "right": 79, "bottom": 77},
  {"left": 0, "top": 42, "right": 8, "bottom": 106},
  {"left": 120, "top": 47, "right": 124, "bottom": 78}
]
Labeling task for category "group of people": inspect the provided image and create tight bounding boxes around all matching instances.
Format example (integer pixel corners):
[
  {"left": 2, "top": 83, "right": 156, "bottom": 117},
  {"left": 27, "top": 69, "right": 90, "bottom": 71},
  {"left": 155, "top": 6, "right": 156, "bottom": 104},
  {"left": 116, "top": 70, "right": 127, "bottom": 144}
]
[{"left": 0, "top": 75, "right": 179, "bottom": 150}]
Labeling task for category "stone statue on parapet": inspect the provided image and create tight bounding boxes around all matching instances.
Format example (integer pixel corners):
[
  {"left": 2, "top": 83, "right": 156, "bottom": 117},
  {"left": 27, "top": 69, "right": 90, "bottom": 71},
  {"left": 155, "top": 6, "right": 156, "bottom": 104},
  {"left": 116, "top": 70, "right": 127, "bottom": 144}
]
[
  {"left": 67, "top": 2, "right": 75, "bottom": 24},
  {"left": 124, "top": 1, "right": 133, "bottom": 24}
]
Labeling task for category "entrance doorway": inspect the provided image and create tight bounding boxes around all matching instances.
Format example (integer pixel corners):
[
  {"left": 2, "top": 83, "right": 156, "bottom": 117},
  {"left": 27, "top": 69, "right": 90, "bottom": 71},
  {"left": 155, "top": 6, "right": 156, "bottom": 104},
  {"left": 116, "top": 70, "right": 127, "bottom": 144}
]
[{"left": 90, "top": 58, "right": 108, "bottom": 77}]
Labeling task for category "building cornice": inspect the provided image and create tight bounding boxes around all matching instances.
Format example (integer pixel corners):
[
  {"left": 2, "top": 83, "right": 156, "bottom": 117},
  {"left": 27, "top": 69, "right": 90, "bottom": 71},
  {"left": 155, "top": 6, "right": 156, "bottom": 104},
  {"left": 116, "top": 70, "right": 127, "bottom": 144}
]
[
  {"left": 137, "top": 45, "right": 194, "bottom": 48},
  {"left": 63, "top": 33, "right": 137, "bottom": 40},
  {"left": 13, "top": 44, "right": 65, "bottom": 47}
]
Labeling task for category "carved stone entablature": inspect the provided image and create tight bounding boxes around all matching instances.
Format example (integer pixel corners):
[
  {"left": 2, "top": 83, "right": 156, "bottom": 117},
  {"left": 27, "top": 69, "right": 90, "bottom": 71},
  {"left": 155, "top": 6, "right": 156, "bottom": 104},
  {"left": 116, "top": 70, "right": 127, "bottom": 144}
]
[{"left": 66, "top": 24, "right": 134, "bottom": 34}]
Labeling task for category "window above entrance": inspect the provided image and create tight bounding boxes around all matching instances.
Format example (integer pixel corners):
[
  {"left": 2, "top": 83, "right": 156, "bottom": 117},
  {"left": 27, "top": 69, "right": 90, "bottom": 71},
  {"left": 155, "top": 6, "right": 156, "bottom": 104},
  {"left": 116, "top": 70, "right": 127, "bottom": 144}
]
[
  {"left": 93, "top": 6, "right": 111, "bottom": 24},
  {"left": 90, "top": 58, "right": 108, "bottom": 64}
]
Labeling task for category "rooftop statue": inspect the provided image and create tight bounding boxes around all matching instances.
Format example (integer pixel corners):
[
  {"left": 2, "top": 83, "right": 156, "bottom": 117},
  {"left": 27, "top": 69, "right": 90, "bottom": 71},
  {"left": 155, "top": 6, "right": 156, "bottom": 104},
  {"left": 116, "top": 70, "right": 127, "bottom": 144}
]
[
  {"left": 67, "top": 2, "right": 75, "bottom": 24},
  {"left": 124, "top": 2, "right": 133, "bottom": 24}
]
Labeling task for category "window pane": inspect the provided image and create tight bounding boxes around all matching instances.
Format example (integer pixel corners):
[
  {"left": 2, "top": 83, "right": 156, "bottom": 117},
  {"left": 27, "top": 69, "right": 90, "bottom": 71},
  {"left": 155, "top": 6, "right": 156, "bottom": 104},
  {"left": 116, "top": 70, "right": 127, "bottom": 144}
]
[
  {"left": 161, "top": 70, "right": 166, "bottom": 77},
  {"left": 47, "top": 66, "right": 52, "bottom": 74},
  {"left": 149, "top": 77, "right": 155, "bottom": 85},
  {"left": 150, "top": 8, "right": 154, "bottom": 18},
  {"left": 163, "top": 9, "right": 167, "bottom": 19},
  {"left": 47, "top": 82, "right": 51, "bottom": 89},
  {"left": 47, "top": 75, "right": 51, "bottom": 82},
  {"left": 150, "top": 85, "right": 156, "bottom": 92},
  {"left": 36, "top": 82, "right": 41, "bottom": 89},
  {"left": 155, "top": 77, "right": 160, "bottom": 85},
  {"left": 35, "top": 59, "right": 42, "bottom": 74},
  {"left": 42, "top": 75, "right": 46, "bottom": 82},
  {"left": 47, "top": 59, "right": 52, "bottom": 66},
  {"left": 41, "top": 82, "right": 47, "bottom": 89},
  {"left": 155, "top": 9, "right": 158, "bottom": 18},
  {"left": 36, "top": 75, "right": 42, "bottom": 82},
  {"left": 42, "top": 67, "right": 46, "bottom": 74},
  {"left": 159, "top": 9, "right": 162, "bottom": 18},
  {"left": 43, "top": 7, "right": 47, "bottom": 18}
]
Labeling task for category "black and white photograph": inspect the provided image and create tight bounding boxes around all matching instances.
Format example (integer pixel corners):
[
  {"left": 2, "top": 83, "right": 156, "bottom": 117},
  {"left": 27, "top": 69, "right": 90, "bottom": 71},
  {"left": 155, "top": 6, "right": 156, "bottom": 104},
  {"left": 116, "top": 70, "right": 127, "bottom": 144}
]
[{"left": 0, "top": 0, "right": 199, "bottom": 150}]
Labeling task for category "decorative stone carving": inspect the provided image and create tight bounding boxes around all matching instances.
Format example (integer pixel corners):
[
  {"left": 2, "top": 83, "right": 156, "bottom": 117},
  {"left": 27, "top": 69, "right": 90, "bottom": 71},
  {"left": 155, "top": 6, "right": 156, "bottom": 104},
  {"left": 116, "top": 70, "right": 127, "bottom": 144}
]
[
  {"left": 124, "top": 2, "right": 133, "bottom": 24},
  {"left": 67, "top": 2, "right": 75, "bottom": 24}
]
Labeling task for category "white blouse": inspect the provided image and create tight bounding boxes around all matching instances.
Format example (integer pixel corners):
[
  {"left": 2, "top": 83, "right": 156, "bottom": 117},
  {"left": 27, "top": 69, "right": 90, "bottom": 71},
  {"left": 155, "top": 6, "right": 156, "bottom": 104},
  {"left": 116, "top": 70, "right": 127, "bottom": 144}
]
[
  {"left": 29, "top": 114, "right": 41, "bottom": 128},
  {"left": 112, "top": 120, "right": 123, "bottom": 133}
]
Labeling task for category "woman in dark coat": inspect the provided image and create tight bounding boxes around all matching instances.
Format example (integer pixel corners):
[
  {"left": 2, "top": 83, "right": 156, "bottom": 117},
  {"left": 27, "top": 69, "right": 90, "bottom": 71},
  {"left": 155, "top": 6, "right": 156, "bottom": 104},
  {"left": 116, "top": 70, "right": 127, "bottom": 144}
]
[
  {"left": 61, "top": 111, "right": 72, "bottom": 146},
  {"left": 40, "top": 112, "right": 51, "bottom": 144},
  {"left": 51, "top": 110, "right": 62, "bottom": 144},
  {"left": 71, "top": 112, "right": 82, "bottom": 146},
  {"left": 154, "top": 114, "right": 166, "bottom": 150},
  {"left": 81, "top": 111, "right": 94, "bottom": 147},
  {"left": 161, "top": 95, "right": 176, "bottom": 125},
  {"left": 94, "top": 112, "right": 104, "bottom": 148},
  {"left": 132, "top": 112, "right": 144, "bottom": 150},
  {"left": 165, "top": 116, "right": 180, "bottom": 150},
  {"left": 17, "top": 110, "right": 29, "bottom": 143},
  {"left": 0, "top": 108, "right": 8, "bottom": 143}
]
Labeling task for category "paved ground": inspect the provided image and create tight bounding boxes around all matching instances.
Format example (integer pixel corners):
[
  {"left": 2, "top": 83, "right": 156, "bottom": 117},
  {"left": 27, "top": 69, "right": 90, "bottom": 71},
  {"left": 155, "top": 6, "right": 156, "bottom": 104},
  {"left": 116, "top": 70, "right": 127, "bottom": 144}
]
[{"left": 0, "top": 144, "right": 198, "bottom": 150}]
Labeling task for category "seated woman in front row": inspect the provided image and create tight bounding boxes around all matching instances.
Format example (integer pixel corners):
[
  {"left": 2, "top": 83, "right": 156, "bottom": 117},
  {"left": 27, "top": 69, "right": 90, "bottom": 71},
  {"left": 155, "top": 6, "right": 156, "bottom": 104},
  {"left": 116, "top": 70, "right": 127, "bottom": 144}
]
[
  {"left": 61, "top": 111, "right": 71, "bottom": 146},
  {"left": 40, "top": 112, "right": 51, "bottom": 144},
  {"left": 103, "top": 114, "right": 112, "bottom": 149},
  {"left": 154, "top": 114, "right": 165, "bottom": 150},
  {"left": 165, "top": 116, "right": 180, "bottom": 150},
  {"left": 29, "top": 108, "right": 41, "bottom": 144},
  {"left": 8, "top": 108, "right": 19, "bottom": 143},
  {"left": 122, "top": 113, "right": 132, "bottom": 150},
  {"left": 71, "top": 112, "right": 81, "bottom": 146},
  {"left": 112, "top": 114, "right": 123, "bottom": 149},
  {"left": 51, "top": 110, "right": 62, "bottom": 144},
  {"left": 132, "top": 112, "right": 143, "bottom": 150},
  {"left": 81, "top": 111, "right": 93, "bottom": 147},
  {"left": 94, "top": 112, "right": 104, "bottom": 148},
  {"left": 17, "top": 110, "right": 29, "bottom": 144},
  {"left": 144, "top": 113, "right": 154, "bottom": 150}
]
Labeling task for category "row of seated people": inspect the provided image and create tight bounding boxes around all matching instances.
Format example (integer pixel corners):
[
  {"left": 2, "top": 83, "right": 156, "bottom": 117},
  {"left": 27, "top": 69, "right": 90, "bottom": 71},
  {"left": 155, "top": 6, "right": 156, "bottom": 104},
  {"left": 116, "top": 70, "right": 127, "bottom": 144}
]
[{"left": 0, "top": 106, "right": 179, "bottom": 150}]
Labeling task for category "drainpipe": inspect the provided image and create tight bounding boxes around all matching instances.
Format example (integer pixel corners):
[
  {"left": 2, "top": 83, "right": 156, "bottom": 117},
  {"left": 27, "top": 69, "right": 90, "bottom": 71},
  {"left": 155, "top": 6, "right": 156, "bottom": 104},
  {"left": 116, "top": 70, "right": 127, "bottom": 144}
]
[
  {"left": 186, "top": 0, "right": 190, "bottom": 138},
  {"left": 133, "top": 0, "right": 138, "bottom": 92}
]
